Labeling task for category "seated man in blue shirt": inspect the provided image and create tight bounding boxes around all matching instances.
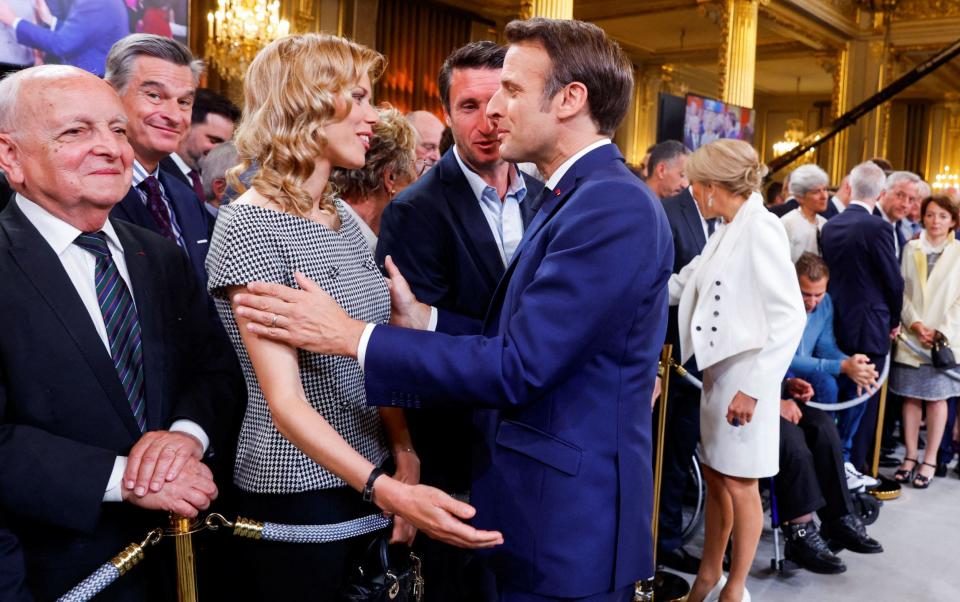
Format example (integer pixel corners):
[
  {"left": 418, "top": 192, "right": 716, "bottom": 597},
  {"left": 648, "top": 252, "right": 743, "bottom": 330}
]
[{"left": 791, "top": 252, "right": 880, "bottom": 489}]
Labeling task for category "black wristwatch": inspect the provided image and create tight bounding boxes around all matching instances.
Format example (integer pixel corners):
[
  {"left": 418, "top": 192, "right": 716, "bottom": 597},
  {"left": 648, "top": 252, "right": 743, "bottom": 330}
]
[{"left": 362, "top": 466, "right": 387, "bottom": 503}]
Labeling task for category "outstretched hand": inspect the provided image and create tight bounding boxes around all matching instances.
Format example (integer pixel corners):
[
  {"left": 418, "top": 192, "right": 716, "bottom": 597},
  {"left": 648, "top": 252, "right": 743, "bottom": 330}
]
[
  {"left": 233, "top": 273, "right": 365, "bottom": 357},
  {"left": 383, "top": 256, "right": 432, "bottom": 331},
  {"left": 373, "top": 477, "right": 503, "bottom": 549}
]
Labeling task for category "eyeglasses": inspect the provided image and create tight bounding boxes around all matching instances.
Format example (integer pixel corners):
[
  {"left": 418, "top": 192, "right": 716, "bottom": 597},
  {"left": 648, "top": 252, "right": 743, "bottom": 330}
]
[{"left": 414, "top": 159, "right": 434, "bottom": 177}]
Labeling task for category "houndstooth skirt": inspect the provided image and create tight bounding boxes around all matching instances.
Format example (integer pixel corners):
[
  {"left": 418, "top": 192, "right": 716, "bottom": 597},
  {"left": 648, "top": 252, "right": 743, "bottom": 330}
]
[{"left": 890, "top": 362, "right": 960, "bottom": 401}]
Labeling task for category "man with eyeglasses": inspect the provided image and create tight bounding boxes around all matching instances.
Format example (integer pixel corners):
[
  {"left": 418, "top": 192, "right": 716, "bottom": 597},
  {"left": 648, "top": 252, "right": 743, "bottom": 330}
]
[
  {"left": 376, "top": 41, "right": 543, "bottom": 601},
  {"left": 406, "top": 110, "right": 444, "bottom": 174},
  {"left": 874, "top": 171, "right": 922, "bottom": 259}
]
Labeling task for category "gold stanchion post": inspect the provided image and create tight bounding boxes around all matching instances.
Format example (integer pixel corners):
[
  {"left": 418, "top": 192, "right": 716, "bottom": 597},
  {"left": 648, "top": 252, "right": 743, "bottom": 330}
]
[
  {"left": 869, "top": 376, "right": 901, "bottom": 500},
  {"left": 636, "top": 345, "right": 690, "bottom": 602},
  {"left": 170, "top": 514, "right": 199, "bottom": 602}
]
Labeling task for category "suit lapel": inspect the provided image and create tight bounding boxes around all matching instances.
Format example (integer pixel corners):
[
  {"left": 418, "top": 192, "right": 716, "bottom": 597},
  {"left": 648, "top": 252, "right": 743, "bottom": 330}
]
[
  {"left": 439, "top": 153, "right": 506, "bottom": 288},
  {"left": 679, "top": 191, "right": 707, "bottom": 250},
  {"left": 2, "top": 205, "right": 143, "bottom": 439},
  {"left": 115, "top": 221, "right": 166, "bottom": 432},
  {"left": 519, "top": 172, "right": 543, "bottom": 228}
]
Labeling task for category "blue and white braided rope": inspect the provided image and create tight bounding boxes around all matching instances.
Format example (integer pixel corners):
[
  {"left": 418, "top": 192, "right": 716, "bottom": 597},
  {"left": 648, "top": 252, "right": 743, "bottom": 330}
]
[
  {"left": 57, "top": 563, "right": 119, "bottom": 602},
  {"left": 261, "top": 513, "right": 392, "bottom": 543}
]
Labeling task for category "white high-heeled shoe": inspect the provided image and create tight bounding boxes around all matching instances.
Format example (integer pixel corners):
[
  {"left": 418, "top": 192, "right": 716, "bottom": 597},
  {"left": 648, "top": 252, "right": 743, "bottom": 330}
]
[
  {"left": 741, "top": 587, "right": 751, "bottom": 602},
  {"left": 703, "top": 574, "right": 727, "bottom": 602}
]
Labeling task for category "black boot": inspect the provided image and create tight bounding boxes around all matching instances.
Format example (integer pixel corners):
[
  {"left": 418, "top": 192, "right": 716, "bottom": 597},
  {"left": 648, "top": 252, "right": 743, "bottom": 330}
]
[
  {"left": 782, "top": 521, "right": 847, "bottom": 574},
  {"left": 820, "top": 514, "right": 883, "bottom": 554}
]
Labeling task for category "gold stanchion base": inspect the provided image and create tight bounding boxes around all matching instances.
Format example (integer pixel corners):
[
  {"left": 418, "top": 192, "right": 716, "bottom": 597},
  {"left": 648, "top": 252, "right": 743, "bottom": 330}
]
[
  {"left": 654, "top": 570, "right": 690, "bottom": 602},
  {"left": 868, "top": 475, "right": 902, "bottom": 501}
]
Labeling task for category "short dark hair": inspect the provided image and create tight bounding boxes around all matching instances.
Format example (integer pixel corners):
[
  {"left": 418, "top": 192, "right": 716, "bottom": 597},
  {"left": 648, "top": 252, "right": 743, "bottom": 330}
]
[
  {"left": 869, "top": 157, "right": 894, "bottom": 174},
  {"left": 192, "top": 88, "right": 240, "bottom": 125},
  {"left": 438, "top": 41, "right": 505, "bottom": 114},
  {"left": 921, "top": 194, "right": 960, "bottom": 229},
  {"left": 795, "top": 252, "right": 830, "bottom": 281},
  {"left": 765, "top": 181, "right": 783, "bottom": 206},
  {"left": 504, "top": 18, "right": 634, "bottom": 136},
  {"left": 647, "top": 140, "right": 689, "bottom": 179}
]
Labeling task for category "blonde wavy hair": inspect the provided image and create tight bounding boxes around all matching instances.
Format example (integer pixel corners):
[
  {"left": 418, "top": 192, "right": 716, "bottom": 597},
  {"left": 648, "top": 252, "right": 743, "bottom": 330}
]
[
  {"left": 686, "top": 139, "right": 768, "bottom": 198},
  {"left": 228, "top": 33, "right": 386, "bottom": 217}
]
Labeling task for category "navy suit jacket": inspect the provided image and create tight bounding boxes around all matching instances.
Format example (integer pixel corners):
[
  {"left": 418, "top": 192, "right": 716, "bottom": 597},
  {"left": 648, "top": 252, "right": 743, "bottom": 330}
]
[
  {"left": 0, "top": 202, "right": 242, "bottom": 600},
  {"left": 364, "top": 144, "right": 673, "bottom": 596},
  {"left": 821, "top": 204, "right": 904, "bottom": 357},
  {"left": 13, "top": 0, "right": 128, "bottom": 76},
  {"left": 872, "top": 205, "right": 907, "bottom": 258},
  {"left": 111, "top": 168, "right": 212, "bottom": 286},
  {"left": 375, "top": 149, "right": 541, "bottom": 492},
  {"left": 820, "top": 198, "right": 840, "bottom": 220},
  {"left": 769, "top": 197, "right": 798, "bottom": 217},
  {"left": 662, "top": 188, "right": 707, "bottom": 381}
]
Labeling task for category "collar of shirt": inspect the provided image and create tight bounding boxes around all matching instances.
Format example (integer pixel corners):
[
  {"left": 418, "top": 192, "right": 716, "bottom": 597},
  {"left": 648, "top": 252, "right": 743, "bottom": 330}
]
[
  {"left": 830, "top": 196, "right": 845, "bottom": 213},
  {"left": 848, "top": 200, "right": 873, "bottom": 212},
  {"left": 875, "top": 202, "right": 893, "bottom": 223},
  {"left": 16, "top": 193, "right": 123, "bottom": 256},
  {"left": 168, "top": 152, "right": 193, "bottom": 178},
  {"left": 544, "top": 138, "right": 612, "bottom": 190},
  {"left": 132, "top": 160, "right": 161, "bottom": 187},
  {"left": 452, "top": 146, "right": 528, "bottom": 204}
]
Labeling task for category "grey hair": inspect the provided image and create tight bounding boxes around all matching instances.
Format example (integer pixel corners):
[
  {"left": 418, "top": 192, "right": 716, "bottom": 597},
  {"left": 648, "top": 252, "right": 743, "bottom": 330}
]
[
  {"left": 917, "top": 179, "right": 932, "bottom": 200},
  {"left": 788, "top": 164, "right": 829, "bottom": 197},
  {"left": 848, "top": 161, "right": 886, "bottom": 202},
  {"left": 884, "top": 170, "right": 922, "bottom": 192},
  {"left": 105, "top": 34, "right": 203, "bottom": 94},
  {"left": 198, "top": 141, "right": 239, "bottom": 201}
]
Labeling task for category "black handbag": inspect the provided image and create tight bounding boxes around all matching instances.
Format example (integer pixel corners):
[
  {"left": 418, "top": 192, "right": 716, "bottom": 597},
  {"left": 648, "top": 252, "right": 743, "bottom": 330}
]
[
  {"left": 931, "top": 331, "right": 957, "bottom": 370},
  {"left": 339, "top": 536, "right": 423, "bottom": 602}
]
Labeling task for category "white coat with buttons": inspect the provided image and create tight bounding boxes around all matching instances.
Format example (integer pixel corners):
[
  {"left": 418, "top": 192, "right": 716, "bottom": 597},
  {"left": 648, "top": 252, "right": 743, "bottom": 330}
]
[{"left": 669, "top": 193, "right": 806, "bottom": 477}]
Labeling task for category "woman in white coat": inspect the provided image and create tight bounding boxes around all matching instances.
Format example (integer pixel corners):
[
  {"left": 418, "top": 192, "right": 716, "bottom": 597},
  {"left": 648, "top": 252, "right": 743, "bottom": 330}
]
[
  {"left": 890, "top": 194, "right": 960, "bottom": 488},
  {"left": 670, "top": 140, "right": 806, "bottom": 602}
]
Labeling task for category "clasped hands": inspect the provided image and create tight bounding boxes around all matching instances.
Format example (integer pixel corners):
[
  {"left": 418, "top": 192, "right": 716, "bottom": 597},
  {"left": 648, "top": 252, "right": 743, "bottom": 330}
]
[
  {"left": 122, "top": 431, "right": 217, "bottom": 518},
  {"left": 0, "top": 0, "right": 53, "bottom": 28}
]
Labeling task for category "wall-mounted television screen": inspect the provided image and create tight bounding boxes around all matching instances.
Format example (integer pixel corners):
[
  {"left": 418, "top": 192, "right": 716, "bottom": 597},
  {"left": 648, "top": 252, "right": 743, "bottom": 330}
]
[{"left": 683, "top": 94, "right": 756, "bottom": 151}]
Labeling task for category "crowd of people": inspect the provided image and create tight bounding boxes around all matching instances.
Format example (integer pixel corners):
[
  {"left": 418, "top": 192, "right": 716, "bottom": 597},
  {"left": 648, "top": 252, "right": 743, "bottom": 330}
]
[{"left": 0, "top": 14, "right": 958, "bottom": 602}]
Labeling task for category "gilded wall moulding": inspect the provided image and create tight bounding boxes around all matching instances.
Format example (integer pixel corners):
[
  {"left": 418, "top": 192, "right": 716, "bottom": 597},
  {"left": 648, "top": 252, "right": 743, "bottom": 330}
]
[
  {"left": 829, "top": 0, "right": 861, "bottom": 17},
  {"left": 893, "top": 0, "right": 960, "bottom": 19}
]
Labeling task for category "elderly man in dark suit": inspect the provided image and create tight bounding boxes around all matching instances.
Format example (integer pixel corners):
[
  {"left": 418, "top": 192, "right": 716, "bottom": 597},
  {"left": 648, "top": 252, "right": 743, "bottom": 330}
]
[
  {"left": 0, "top": 65, "right": 242, "bottom": 602},
  {"left": 105, "top": 34, "right": 213, "bottom": 286},
  {"left": 235, "top": 18, "right": 672, "bottom": 601},
  {"left": 375, "top": 40, "right": 541, "bottom": 601},
  {"left": 820, "top": 161, "right": 904, "bottom": 485}
]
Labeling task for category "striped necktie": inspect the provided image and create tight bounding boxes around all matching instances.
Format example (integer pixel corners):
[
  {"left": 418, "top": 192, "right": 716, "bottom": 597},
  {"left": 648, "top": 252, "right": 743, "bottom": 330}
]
[
  {"left": 138, "top": 176, "right": 175, "bottom": 240},
  {"left": 74, "top": 231, "right": 146, "bottom": 431}
]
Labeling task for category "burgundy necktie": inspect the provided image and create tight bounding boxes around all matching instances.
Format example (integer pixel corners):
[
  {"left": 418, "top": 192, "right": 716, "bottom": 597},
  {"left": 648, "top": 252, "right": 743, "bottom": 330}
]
[
  {"left": 188, "top": 169, "right": 205, "bottom": 204},
  {"left": 138, "top": 176, "right": 175, "bottom": 240}
]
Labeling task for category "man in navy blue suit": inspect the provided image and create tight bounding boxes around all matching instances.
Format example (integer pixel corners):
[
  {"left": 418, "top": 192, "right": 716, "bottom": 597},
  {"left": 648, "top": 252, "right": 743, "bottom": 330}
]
[
  {"left": 0, "top": 0, "right": 129, "bottom": 76},
  {"left": 376, "top": 40, "right": 541, "bottom": 602},
  {"left": 820, "top": 161, "right": 904, "bottom": 481},
  {"left": 873, "top": 171, "right": 921, "bottom": 259},
  {"left": 236, "top": 18, "right": 672, "bottom": 601},
  {"left": 105, "top": 34, "right": 212, "bottom": 285}
]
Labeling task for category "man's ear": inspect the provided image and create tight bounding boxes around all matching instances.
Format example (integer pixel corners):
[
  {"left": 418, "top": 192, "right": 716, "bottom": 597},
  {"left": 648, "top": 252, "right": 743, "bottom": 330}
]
[
  {"left": 0, "top": 133, "right": 24, "bottom": 186},
  {"left": 212, "top": 177, "right": 227, "bottom": 201},
  {"left": 554, "top": 81, "right": 589, "bottom": 121}
]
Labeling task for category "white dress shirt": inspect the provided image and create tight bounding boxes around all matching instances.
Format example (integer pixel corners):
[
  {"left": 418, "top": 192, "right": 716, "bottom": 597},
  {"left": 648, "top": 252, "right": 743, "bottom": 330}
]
[
  {"left": 829, "top": 195, "right": 845, "bottom": 215},
  {"left": 453, "top": 146, "right": 528, "bottom": 266},
  {"left": 16, "top": 195, "right": 208, "bottom": 501}
]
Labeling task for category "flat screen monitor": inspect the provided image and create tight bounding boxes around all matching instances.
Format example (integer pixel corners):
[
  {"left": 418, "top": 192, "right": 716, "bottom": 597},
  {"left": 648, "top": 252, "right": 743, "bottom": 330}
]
[{"left": 683, "top": 94, "right": 756, "bottom": 151}]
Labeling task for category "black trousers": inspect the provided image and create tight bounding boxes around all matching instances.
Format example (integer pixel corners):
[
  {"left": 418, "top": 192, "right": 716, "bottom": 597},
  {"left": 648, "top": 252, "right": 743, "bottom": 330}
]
[
  {"left": 656, "top": 379, "right": 701, "bottom": 554},
  {"left": 776, "top": 404, "right": 854, "bottom": 523}
]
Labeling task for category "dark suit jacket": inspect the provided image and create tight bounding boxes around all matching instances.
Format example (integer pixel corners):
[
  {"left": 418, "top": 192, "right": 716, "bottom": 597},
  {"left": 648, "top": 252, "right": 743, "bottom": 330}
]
[
  {"left": 160, "top": 156, "right": 193, "bottom": 188},
  {"left": 820, "top": 198, "right": 840, "bottom": 220},
  {"left": 769, "top": 197, "right": 798, "bottom": 217},
  {"left": 375, "top": 149, "right": 541, "bottom": 492},
  {"left": 821, "top": 204, "right": 904, "bottom": 357},
  {"left": 364, "top": 144, "right": 672, "bottom": 596},
  {"left": 872, "top": 205, "right": 907, "bottom": 258},
  {"left": 0, "top": 173, "right": 10, "bottom": 214},
  {"left": 0, "top": 515, "right": 29, "bottom": 602},
  {"left": 0, "top": 201, "right": 242, "bottom": 601},
  {"left": 110, "top": 169, "right": 212, "bottom": 286},
  {"left": 661, "top": 188, "right": 707, "bottom": 381}
]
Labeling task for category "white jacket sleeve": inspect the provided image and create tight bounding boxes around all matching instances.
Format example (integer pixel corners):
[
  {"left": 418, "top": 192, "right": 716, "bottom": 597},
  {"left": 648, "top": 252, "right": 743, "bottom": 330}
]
[
  {"left": 739, "top": 217, "right": 807, "bottom": 400},
  {"left": 668, "top": 253, "right": 701, "bottom": 306}
]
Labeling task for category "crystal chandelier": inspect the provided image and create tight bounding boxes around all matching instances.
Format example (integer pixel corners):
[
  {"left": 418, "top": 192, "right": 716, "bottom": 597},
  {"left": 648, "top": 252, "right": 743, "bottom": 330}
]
[
  {"left": 206, "top": 0, "right": 290, "bottom": 80},
  {"left": 772, "top": 118, "right": 816, "bottom": 163},
  {"left": 932, "top": 165, "right": 959, "bottom": 196}
]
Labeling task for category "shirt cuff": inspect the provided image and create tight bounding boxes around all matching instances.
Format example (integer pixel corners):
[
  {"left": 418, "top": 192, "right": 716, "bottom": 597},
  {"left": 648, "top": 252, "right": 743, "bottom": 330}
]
[
  {"left": 170, "top": 419, "right": 210, "bottom": 453},
  {"left": 103, "top": 456, "right": 127, "bottom": 502},
  {"left": 12, "top": 18, "right": 21, "bottom": 29},
  {"left": 357, "top": 323, "right": 377, "bottom": 371},
  {"left": 427, "top": 306, "right": 438, "bottom": 332}
]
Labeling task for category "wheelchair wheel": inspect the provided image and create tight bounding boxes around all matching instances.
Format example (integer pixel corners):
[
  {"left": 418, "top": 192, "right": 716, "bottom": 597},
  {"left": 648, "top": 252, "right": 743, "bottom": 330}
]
[{"left": 681, "top": 453, "right": 706, "bottom": 544}]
